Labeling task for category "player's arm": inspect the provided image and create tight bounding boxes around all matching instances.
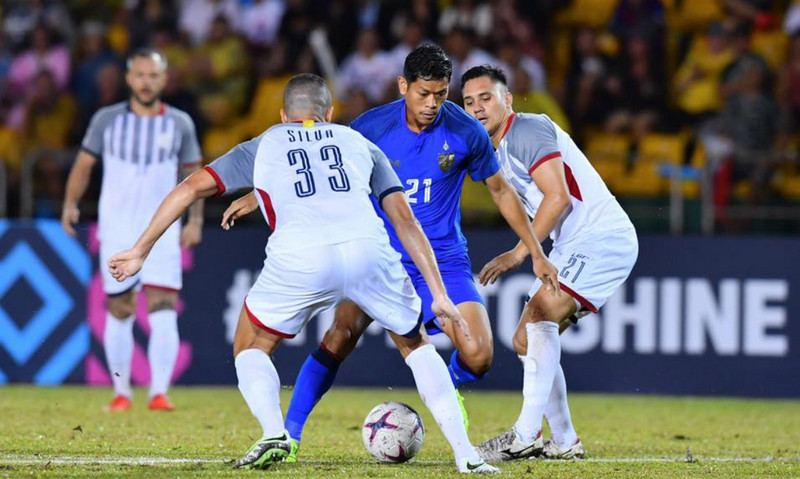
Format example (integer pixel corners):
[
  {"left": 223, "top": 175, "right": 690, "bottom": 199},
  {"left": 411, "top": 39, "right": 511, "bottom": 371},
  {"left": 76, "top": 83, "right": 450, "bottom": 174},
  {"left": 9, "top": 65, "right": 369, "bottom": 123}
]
[
  {"left": 108, "top": 169, "right": 219, "bottom": 281},
  {"left": 180, "top": 162, "right": 205, "bottom": 247},
  {"left": 221, "top": 191, "right": 258, "bottom": 230},
  {"left": 61, "top": 150, "right": 98, "bottom": 237},
  {"left": 381, "top": 192, "right": 470, "bottom": 340},
  {"left": 483, "top": 171, "right": 560, "bottom": 293}
]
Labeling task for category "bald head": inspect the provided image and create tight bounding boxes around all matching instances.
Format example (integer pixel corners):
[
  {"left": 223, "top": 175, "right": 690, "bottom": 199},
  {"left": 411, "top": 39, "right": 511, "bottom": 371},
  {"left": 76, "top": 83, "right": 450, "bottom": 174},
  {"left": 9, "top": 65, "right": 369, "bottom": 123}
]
[{"left": 283, "top": 74, "right": 332, "bottom": 121}]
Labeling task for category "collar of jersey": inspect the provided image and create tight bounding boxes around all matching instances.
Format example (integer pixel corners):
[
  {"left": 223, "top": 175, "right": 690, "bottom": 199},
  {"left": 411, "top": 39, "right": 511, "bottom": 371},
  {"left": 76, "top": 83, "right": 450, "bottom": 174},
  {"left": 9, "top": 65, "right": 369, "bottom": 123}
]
[
  {"left": 125, "top": 101, "right": 166, "bottom": 116},
  {"left": 500, "top": 112, "right": 516, "bottom": 142}
]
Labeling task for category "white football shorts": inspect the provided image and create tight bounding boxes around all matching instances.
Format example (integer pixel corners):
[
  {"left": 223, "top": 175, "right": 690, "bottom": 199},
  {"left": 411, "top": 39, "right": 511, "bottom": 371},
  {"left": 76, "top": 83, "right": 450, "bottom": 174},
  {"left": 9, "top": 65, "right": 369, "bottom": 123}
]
[
  {"left": 245, "top": 238, "right": 422, "bottom": 338},
  {"left": 100, "top": 222, "right": 182, "bottom": 296},
  {"left": 528, "top": 227, "right": 638, "bottom": 313}
]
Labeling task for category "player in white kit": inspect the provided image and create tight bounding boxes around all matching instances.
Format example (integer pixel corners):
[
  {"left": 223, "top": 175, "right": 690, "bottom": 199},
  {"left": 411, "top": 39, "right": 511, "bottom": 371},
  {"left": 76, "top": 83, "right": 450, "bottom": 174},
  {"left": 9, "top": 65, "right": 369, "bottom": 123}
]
[
  {"left": 107, "top": 74, "right": 499, "bottom": 474},
  {"left": 62, "top": 49, "right": 204, "bottom": 412},
  {"left": 460, "top": 65, "right": 639, "bottom": 461}
]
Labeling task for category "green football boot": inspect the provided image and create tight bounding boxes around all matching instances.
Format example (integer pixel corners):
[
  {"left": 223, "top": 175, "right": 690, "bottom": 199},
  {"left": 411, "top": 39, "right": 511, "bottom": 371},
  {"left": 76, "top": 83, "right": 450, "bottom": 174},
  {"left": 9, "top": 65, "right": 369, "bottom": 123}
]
[
  {"left": 234, "top": 431, "right": 291, "bottom": 469},
  {"left": 285, "top": 438, "right": 300, "bottom": 463}
]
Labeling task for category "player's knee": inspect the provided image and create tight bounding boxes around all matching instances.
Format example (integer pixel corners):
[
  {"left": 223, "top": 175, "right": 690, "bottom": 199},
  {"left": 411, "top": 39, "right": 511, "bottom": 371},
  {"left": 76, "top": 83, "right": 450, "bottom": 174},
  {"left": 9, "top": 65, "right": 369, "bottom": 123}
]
[
  {"left": 322, "top": 324, "right": 360, "bottom": 357},
  {"left": 107, "top": 295, "right": 135, "bottom": 319},
  {"left": 458, "top": 344, "right": 493, "bottom": 376}
]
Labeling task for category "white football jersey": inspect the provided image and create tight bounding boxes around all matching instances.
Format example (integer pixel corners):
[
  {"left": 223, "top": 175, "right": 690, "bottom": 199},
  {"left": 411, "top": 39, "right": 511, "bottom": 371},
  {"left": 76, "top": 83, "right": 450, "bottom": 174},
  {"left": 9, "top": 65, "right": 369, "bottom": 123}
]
[
  {"left": 81, "top": 102, "right": 202, "bottom": 243},
  {"left": 207, "top": 121, "right": 403, "bottom": 254},
  {"left": 497, "top": 112, "right": 633, "bottom": 246}
]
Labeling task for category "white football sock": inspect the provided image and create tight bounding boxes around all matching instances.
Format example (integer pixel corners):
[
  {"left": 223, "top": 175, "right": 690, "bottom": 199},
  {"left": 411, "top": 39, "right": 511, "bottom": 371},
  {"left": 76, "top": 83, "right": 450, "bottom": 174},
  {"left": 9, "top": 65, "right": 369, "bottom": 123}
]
[
  {"left": 104, "top": 312, "right": 134, "bottom": 398},
  {"left": 514, "top": 321, "right": 560, "bottom": 443},
  {"left": 235, "top": 349, "right": 285, "bottom": 438},
  {"left": 405, "top": 343, "right": 479, "bottom": 465},
  {"left": 545, "top": 364, "right": 578, "bottom": 448},
  {"left": 147, "top": 309, "right": 179, "bottom": 398}
]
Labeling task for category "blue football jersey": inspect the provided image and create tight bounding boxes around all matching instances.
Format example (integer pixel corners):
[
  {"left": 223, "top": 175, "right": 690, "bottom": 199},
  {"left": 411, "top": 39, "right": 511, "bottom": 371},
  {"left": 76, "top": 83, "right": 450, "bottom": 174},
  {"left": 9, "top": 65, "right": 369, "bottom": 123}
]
[{"left": 351, "top": 99, "right": 500, "bottom": 262}]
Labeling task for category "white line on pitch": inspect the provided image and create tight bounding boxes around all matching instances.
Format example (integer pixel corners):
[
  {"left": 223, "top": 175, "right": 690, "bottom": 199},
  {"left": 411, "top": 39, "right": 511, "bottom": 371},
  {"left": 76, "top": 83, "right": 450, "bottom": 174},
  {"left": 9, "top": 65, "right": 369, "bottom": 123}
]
[{"left": 0, "top": 455, "right": 798, "bottom": 466}]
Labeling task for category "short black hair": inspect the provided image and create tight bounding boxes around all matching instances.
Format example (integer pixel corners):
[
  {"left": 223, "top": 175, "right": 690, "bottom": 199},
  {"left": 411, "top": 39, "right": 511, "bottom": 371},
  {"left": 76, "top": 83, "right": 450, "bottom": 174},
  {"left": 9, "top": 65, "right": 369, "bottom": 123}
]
[
  {"left": 283, "top": 73, "right": 332, "bottom": 118},
  {"left": 127, "top": 48, "right": 167, "bottom": 71},
  {"left": 403, "top": 43, "right": 452, "bottom": 84},
  {"left": 460, "top": 64, "right": 508, "bottom": 91}
]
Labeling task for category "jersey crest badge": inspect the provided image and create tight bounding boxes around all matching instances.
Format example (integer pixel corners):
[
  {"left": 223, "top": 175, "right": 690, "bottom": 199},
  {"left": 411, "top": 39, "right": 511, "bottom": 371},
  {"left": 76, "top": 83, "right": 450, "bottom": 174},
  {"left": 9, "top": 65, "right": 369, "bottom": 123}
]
[{"left": 438, "top": 152, "right": 455, "bottom": 172}]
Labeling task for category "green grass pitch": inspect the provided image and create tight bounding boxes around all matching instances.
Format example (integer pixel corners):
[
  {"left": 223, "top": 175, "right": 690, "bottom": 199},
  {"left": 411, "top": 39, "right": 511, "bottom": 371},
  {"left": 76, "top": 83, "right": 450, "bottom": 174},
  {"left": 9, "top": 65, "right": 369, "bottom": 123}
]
[{"left": 0, "top": 386, "right": 798, "bottom": 478}]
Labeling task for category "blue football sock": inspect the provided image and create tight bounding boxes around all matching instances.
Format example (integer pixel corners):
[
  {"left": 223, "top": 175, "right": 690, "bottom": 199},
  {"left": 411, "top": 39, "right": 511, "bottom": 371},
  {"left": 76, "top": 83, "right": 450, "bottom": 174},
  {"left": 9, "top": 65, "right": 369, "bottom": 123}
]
[
  {"left": 284, "top": 344, "right": 341, "bottom": 442},
  {"left": 447, "top": 350, "right": 485, "bottom": 388}
]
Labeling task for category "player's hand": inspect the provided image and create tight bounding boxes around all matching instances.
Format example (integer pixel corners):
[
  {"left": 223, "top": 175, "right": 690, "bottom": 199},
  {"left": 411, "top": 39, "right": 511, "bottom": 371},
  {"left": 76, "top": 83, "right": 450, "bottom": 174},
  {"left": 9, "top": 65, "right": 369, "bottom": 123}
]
[
  {"left": 533, "top": 255, "right": 561, "bottom": 296},
  {"left": 479, "top": 249, "right": 526, "bottom": 285},
  {"left": 431, "top": 294, "right": 471, "bottom": 342},
  {"left": 221, "top": 192, "right": 259, "bottom": 230},
  {"left": 181, "top": 222, "right": 202, "bottom": 248},
  {"left": 108, "top": 247, "right": 146, "bottom": 282},
  {"left": 61, "top": 205, "right": 79, "bottom": 237}
]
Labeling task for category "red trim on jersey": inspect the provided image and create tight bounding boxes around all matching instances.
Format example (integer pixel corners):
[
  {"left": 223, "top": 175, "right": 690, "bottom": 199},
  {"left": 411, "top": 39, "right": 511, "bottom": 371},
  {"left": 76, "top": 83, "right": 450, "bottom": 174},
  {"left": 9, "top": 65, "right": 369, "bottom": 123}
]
[
  {"left": 563, "top": 163, "right": 583, "bottom": 201},
  {"left": 500, "top": 112, "right": 516, "bottom": 141},
  {"left": 527, "top": 152, "right": 562, "bottom": 174},
  {"left": 143, "top": 283, "right": 180, "bottom": 294},
  {"left": 256, "top": 187, "right": 277, "bottom": 230},
  {"left": 559, "top": 283, "right": 598, "bottom": 314},
  {"left": 159, "top": 103, "right": 166, "bottom": 115},
  {"left": 245, "top": 301, "right": 295, "bottom": 338},
  {"left": 203, "top": 165, "right": 226, "bottom": 196}
]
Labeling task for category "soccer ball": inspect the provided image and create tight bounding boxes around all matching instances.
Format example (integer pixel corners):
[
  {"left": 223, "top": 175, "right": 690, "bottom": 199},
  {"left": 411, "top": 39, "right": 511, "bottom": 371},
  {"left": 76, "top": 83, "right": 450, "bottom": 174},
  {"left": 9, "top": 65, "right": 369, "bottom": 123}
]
[{"left": 362, "top": 401, "right": 425, "bottom": 463}]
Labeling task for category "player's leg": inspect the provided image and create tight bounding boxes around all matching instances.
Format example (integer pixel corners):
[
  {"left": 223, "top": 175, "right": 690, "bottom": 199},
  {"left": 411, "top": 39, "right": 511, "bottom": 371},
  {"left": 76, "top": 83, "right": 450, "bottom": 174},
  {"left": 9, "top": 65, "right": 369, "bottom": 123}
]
[
  {"left": 143, "top": 286, "right": 179, "bottom": 410},
  {"left": 104, "top": 289, "right": 137, "bottom": 410},
  {"left": 477, "top": 287, "right": 576, "bottom": 462},
  {"left": 438, "top": 301, "right": 493, "bottom": 388},
  {"left": 390, "top": 332, "right": 498, "bottom": 474},
  {"left": 232, "top": 305, "right": 292, "bottom": 469},
  {"left": 284, "top": 301, "right": 371, "bottom": 455}
]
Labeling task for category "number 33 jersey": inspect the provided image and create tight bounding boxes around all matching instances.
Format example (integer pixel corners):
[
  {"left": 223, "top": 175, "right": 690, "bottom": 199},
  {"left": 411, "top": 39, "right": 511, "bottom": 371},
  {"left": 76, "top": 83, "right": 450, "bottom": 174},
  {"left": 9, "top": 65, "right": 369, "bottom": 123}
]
[{"left": 205, "top": 121, "right": 403, "bottom": 254}]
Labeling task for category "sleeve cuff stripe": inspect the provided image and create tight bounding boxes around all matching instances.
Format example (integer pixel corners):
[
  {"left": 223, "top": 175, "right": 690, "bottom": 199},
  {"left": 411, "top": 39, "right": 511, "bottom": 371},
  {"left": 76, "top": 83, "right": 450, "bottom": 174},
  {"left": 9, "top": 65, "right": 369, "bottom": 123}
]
[
  {"left": 528, "top": 152, "right": 562, "bottom": 175},
  {"left": 378, "top": 186, "right": 405, "bottom": 204},
  {"left": 203, "top": 165, "right": 226, "bottom": 196},
  {"left": 80, "top": 146, "right": 100, "bottom": 158}
]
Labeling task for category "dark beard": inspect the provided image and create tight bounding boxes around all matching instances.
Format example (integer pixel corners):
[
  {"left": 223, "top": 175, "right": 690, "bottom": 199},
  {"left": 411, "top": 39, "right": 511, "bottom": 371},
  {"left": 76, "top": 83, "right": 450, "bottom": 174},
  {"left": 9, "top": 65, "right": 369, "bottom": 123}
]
[{"left": 132, "top": 92, "right": 159, "bottom": 108}]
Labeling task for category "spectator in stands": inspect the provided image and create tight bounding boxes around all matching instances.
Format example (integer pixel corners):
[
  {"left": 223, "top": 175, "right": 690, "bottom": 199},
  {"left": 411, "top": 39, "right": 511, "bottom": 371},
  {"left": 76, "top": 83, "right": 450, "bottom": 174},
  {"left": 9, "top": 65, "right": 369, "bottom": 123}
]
[
  {"left": 720, "top": 0, "right": 774, "bottom": 30},
  {"left": 334, "top": 87, "right": 371, "bottom": 125},
  {"left": 720, "top": 22, "right": 771, "bottom": 100},
  {"left": 178, "top": 0, "right": 240, "bottom": 45},
  {"left": 438, "top": 0, "right": 492, "bottom": 40},
  {"left": 241, "top": 0, "right": 287, "bottom": 50},
  {"left": 778, "top": 33, "right": 800, "bottom": 129},
  {"left": 490, "top": 0, "right": 543, "bottom": 59},
  {"left": 509, "top": 65, "right": 572, "bottom": 134},
  {"left": 72, "top": 21, "right": 121, "bottom": 115},
  {"left": 387, "top": 20, "right": 425, "bottom": 76},
  {"left": 279, "top": 0, "right": 315, "bottom": 71},
  {"left": 127, "top": 0, "right": 179, "bottom": 50},
  {"left": 605, "top": 34, "right": 667, "bottom": 148},
  {"left": 18, "top": 69, "right": 76, "bottom": 215},
  {"left": 336, "top": 28, "right": 394, "bottom": 105},
  {"left": 2, "top": 0, "right": 75, "bottom": 51},
  {"left": 149, "top": 22, "right": 191, "bottom": 79},
  {"left": 444, "top": 26, "right": 496, "bottom": 99},
  {"left": 673, "top": 22, "right": 733, "bottom": 123},
  {"left": 496, "top": 41, "right": 546, "bottom": 92},
  {"left": 609, "top": 0, "right": 665, "bottom": 48},
  {"left": 391, "top": 0, "right": 439, "bottom": 40},
  {"left": 7, "top": 23, "right": 71, "bottom": 99},
  {"left": 189, "top": 15, "right": 249, "bottom": 123},
  {"left": 565, "top": 28, "right": 614, "bottom": 131}
]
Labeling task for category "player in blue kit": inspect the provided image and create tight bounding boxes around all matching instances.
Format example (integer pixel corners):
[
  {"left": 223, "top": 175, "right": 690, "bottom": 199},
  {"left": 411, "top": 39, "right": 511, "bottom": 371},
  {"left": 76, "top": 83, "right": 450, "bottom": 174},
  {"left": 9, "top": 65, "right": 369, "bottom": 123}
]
[{"left": 222, "top": 45, "right": 559, "bottom": 461}]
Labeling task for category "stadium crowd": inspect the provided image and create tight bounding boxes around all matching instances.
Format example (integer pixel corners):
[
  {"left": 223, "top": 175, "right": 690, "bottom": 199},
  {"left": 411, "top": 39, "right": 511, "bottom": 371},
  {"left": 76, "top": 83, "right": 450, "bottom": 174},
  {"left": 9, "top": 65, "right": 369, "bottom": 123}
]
[{"left": 0, "top": 0, "right": 799, "bottom": 232}]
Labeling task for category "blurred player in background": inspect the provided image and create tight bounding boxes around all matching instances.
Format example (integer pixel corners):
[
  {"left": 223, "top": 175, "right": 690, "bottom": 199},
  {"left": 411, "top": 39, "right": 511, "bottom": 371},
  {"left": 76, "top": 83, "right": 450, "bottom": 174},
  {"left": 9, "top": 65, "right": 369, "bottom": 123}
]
[
  {"left": 108, "top": 73, "right": 499, "bottom": 474},
  {"left": 461, "top": 65, "right": 638, "bottom": 461},
  {"left": 62, "top": 49, "right": 203, "bottom": 412},
  {"left": 223, "top": 44, "right": 560, "bottom": 461}
]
